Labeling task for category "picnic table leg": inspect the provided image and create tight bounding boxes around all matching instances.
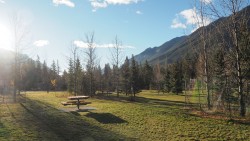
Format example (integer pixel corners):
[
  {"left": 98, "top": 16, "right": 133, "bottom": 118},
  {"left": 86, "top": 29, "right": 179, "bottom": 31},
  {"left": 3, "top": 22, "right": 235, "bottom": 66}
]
[{"left": 77, "top": 99, "right": 80, "bottom": 109}]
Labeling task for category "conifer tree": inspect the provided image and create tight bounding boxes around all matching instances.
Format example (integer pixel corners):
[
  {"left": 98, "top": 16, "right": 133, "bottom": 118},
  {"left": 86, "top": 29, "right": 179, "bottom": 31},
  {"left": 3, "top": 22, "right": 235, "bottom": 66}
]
[
  {"left": 143, "top": 60, "right": 153, "bottom": 90},
  {"left": 42, "top": 61, "right": 50, "bottom": 92},
  {"left": 67, "top": 58, "right": 74, "bottom": 93},
  {"left": 172, "top": 61, "right": 183, "bottom": 94},
  {"left": 103, "top": 63, "right": 112, "bottom": 94},
  {"left": 121, "top": 57, "right": 130, "bottom": 95},
  {"left": 75, "top": 57, "right": 82, "bottom": 95},
  {"left": 130, "top": 55, "right": 139, "bottom": 98},
  {"left": 164, "top": 67, "right": 172, "bottom": 93}
]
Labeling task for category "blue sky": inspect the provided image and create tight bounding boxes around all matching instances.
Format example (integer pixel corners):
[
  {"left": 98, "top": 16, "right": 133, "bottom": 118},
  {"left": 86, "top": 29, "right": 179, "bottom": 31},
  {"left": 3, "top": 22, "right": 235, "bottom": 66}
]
[{"left": 0, "top": 0, "right": 212, "bottom": 71}]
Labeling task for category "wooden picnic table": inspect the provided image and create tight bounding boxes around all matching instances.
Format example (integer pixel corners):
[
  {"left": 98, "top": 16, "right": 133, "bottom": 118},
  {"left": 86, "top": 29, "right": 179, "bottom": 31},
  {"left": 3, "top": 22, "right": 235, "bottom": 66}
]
[{"left": 61, "top": 96, "right": 90, "bottom": 109}]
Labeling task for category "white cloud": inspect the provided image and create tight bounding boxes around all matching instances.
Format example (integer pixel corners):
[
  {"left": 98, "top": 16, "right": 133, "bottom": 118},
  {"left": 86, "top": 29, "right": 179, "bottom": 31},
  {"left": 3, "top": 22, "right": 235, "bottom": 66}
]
[
  {"left": 90, "top": 0, "right": 108, "bottom": 12},
  {"left": 106, "top": 0, "right": 141, "bottom": 5},
  {"left": 179, "top": 8, "right": 197, "bottom": 25},
  {"left": 136, "top": 10, "right": 143, "bottom": 15},
  {"left": 171, "top": 7, "right": 211, "bottom": 32},
  {"left": 73, "top": 41, "right": 89, "bottom": 48},
  {"left": 0, "top": 0, "right": 5, "bottom": 4},
  {"left": 33, "top": 40, "right": 49, "bottom": 47},
  {"left": 53, "top": 0, "right": 75, "bottom": 8},
  {"left": 73, "top": 40, "right": 135, "bottom": 49},
  {"left": 90, "top": 0, "right": 143, "bottom": 11},
  {"left": 201, "top": 0, "right": 212, "bottom": 4},
  {"left": 171, "top": 18, "right": 186, "bottom": 29}
]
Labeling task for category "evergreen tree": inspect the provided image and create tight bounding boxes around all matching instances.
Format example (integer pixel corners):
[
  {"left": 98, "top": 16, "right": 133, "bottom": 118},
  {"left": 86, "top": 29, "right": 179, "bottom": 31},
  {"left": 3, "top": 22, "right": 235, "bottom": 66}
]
[
  {"left": 50, "top": 60, "right": 57, "bottom": 80},
  {"left": 35, "top": 56, "right": 42, "bottom": 89},
  {"left": 154, "top": 62, "right": 164, "bottom": 94},
  {"left": 61, "top": 70, "right": 68, "bottom": 91},
  {"left": 130, "top": 55, "right": 139, "bottom": 99},
  {"left": 56, "top": 60, "right": 60, "bottom": 76},
  {"left": 42, "top": 61, "right": 50, "bottom": 92},
  {"left": 121, "top": 57, "right": 130, "bottom": 95},
  {"left": 75, "top": 57, "right": 82, "bottom": 95},
  {"left": 55, "top": 60, "right": 63, "bottom": 90},
  {"left": 138, "top": 63, "right": 145, "bottom": 90},
  {"left": 50, "top": 60, "right": 57, "bottom": 90},
  {"left": 95, "top": 65, "right": 103, "bottom": 93},
  {"left": 172, "top": 61, "right": 184, "bottom": 94},
  {"left": 164, "top": 67, "right": 172, "bottom": 93},
  {"left": 23, "top": 59, "right": 36, "bottom": 90},
  {"left": 67, "top": 58, "right": 74, "bottom": 93},
  {"left": 103, "top": 63, "right": 112, "bottom": 94},
  {"left": 143, "top": 60, "right": 153, "bottom": 90}
]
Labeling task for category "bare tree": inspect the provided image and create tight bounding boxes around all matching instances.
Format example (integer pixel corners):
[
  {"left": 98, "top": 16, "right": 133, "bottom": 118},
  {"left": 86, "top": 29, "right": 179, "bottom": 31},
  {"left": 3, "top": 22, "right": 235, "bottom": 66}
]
[
  {"left": 69, "top": 43, "right": 78, "bottom": 95},
  {"left": 10, "top": 12, "right": 30, "bottom": 102},
  {"left": 194, "top": 0, "right": 213, "bottom": 110},
  {"left": 110, "top": 35, "right": 124, "bottom": 97},
  {"left": 84, "top": 32, "right": 97, "bottom": 97},
  {"left": 204, "top": 0, "right": 250, "bottom": 116}
]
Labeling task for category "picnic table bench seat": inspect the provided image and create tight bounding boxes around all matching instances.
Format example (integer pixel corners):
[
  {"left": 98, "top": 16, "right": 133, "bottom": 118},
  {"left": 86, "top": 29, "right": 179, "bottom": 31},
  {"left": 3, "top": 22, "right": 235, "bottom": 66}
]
[{"left": 61, "top": 101, "right": 91, "bottom": 106}]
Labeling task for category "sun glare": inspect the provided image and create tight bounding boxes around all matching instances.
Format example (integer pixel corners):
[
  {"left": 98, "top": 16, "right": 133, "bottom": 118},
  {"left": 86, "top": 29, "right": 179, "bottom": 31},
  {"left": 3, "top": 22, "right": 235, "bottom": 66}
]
[{"left": 0, "top": 24, "right": 12, "bottom": 51}]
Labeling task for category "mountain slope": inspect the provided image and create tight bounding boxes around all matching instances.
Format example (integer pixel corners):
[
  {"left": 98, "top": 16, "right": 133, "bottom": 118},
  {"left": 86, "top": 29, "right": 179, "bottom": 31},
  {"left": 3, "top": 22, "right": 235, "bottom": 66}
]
[
  {"left": 134, "top": 36, "right": 187, "bottom": 64},
  {"left": 134, "top": 5, "right": 250, "bottom": 66}
]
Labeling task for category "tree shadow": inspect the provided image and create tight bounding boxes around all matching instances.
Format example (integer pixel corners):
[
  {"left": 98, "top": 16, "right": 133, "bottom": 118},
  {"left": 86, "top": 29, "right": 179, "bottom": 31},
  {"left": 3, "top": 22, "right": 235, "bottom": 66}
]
[
  {"left": 186, "top": 109, "right": 250, "bottom": 125},
  {"left": 0, "top": 121, "right": 11, "bottom": 139},
  {"left": 95, "top": 94, "right": 194, "bottom": 108},
  {"left": 94, "top": 94, "right": 131, "bottom": 103},
  {"left": 86, "top": 112, "right": 127, "bottom": 124},
  {"left": 19, "top": 97, "right": 131, "bottom": 141},
  {"left": 70, "top": 111, "right": 81, "bottom": 116},
  {"left": 135, "top": 96, "right": 193, "bottom": 107},
  {"left": 228, "top": 119, "right": 250, "bottom": 126}
]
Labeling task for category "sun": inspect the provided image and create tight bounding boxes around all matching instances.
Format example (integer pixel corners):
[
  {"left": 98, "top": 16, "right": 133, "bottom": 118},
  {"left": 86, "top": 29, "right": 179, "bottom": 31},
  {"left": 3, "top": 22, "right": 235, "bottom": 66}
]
[{"left": 0, "top": 24, "right": 12, "bottom": 51}]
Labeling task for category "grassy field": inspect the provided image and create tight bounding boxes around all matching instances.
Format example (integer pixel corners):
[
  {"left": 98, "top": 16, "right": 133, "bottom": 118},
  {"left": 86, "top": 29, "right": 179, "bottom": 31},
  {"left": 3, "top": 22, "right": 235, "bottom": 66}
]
[{"left": 0, "top": 91, "right": 250, "bottom": 141}]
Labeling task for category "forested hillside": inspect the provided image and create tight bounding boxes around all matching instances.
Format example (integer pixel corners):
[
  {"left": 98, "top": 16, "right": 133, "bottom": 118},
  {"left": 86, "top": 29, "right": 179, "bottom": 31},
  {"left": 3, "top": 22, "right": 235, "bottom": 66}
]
[{"left": 0, "top": 49, "right": 65, "bottom": 92}]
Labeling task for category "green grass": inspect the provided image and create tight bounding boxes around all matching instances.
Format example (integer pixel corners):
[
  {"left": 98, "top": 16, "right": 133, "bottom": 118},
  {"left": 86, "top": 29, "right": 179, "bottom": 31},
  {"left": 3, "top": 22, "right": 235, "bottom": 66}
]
[{"left": 0, "top": 91, "right": 250, "bottom": 141}]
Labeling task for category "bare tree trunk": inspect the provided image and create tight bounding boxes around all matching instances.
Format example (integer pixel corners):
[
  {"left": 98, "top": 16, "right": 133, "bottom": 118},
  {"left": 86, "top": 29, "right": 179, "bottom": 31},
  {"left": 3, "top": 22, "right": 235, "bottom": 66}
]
[
  {"left": 10, "top": 13, "right": 30, "bottom": 102},
  {"left": 231, "top": 3, "right": 246, "bottom": 117},
  {"left": 70, "top": 45, "right": 78, "bottom": 96},
  {"left": 235, "top": 28, "right": 246, "bottom": 116},
  {"left": 110, "top": 35, "right": 123, "bottom": 97},
  {"left": 84, "top": 32, "right": 97, "bottom": 97},
  {"left": 206, "top": 0, "right": 249, "bottom": 116},
  {"left": 195, "top": 0, "right": 212, "bottom": 110},
  {"left": 203, "top": 40, "right": 211, "bottom": 110},
  {"left": 198, "top": 80, "right": 202, "bottom": 110}
]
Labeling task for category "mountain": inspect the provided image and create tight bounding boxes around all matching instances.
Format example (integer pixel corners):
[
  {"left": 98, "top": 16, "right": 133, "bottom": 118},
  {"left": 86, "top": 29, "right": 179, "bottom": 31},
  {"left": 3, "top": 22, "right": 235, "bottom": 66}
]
[
  {"left": 134, "top": 36, "right": 187, "bottom": 64},
  {"left": 134, "top": 5, "right": 250, "bottom": 66}
]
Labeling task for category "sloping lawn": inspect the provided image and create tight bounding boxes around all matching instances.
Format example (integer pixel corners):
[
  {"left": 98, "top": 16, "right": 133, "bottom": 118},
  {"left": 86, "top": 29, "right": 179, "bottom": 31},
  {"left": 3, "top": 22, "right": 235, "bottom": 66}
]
[{"left": 0, "top": 91, "right": 250, "bottom": 141}]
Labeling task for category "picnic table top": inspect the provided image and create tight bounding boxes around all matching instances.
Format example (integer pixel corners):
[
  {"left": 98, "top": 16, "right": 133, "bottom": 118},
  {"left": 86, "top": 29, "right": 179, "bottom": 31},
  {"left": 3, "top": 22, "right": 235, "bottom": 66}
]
[{"left": 68, "top": 96, "right": 90, "bottom": 100}]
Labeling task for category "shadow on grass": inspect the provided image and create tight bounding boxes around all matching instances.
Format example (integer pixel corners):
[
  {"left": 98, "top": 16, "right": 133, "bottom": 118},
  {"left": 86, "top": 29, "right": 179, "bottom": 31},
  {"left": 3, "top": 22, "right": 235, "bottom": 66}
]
[
  {"left": 228, "top": 119, "right": 250, "bottom": 126},
  {"left": 19, "top": 97, "right": 131, "bottom": 141},
  {"left": 70, "top": 111, "right": 81, "bottom": 116},
  {"left": 86, "top": 112, "right": 127, "bottom": 124},
  {"left": 136, "top": 96, "right": 189, "bottom": 106},
  {"left": 95, "top": 94, "right": 194, "bottom": 108},
  {"left": 0, "top": 121, "right": 10, "bottom": 138}
]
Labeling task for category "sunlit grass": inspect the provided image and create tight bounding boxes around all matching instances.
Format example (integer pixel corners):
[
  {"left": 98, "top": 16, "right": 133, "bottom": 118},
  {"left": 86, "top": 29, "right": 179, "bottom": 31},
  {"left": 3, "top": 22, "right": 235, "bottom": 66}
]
[{"left": 0, "top": 91, "right": 250, "bottom": 140}]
